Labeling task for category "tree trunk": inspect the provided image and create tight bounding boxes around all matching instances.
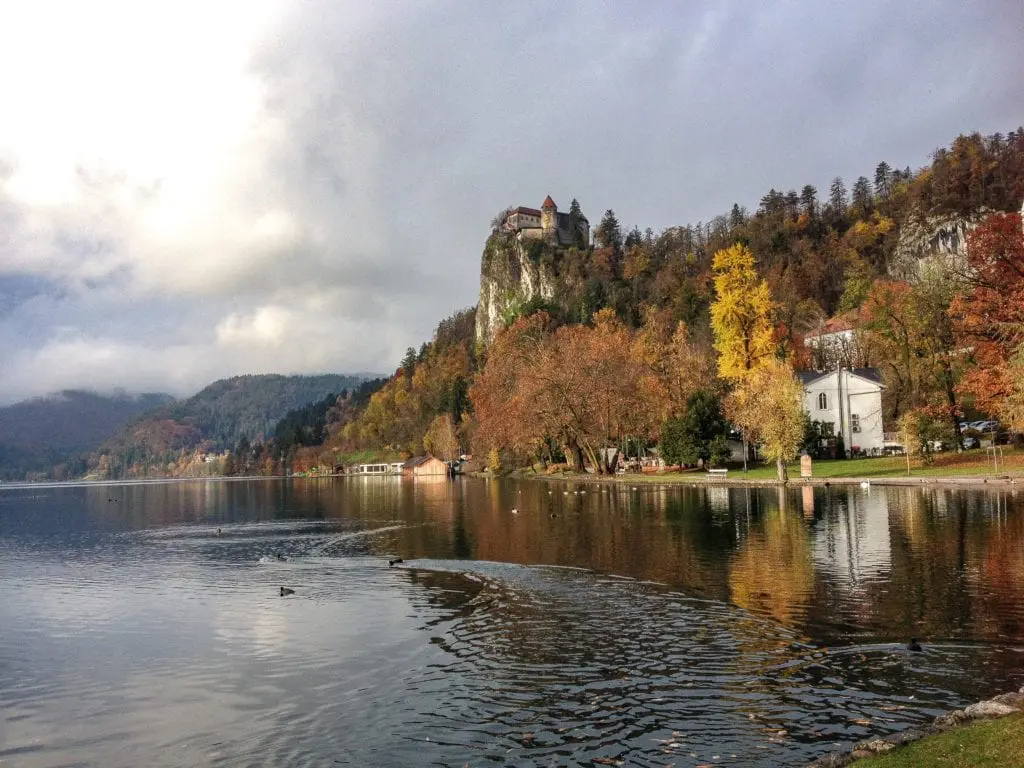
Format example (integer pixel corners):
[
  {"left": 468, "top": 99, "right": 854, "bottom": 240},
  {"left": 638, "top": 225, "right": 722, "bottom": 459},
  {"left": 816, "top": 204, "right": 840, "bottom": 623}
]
[
  {"left": 603, "top": 447, "right": 619, "bottom": 475},
  {"left": 941, "top": 359, "right": 962, "bottom": 449},
  {"left": 776, "top": 455, "right": 789, "bottom": 484}
]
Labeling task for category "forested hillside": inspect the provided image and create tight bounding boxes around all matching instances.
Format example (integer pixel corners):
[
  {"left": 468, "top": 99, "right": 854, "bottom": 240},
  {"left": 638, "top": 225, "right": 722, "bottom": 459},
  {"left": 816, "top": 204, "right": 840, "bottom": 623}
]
[
  {"left": 0, "top": 390, "right": 173, "bottom": 481},
  {"left": 212, "top": 127, "right": 1024, "bottom": 477},
  {"left": 93, "top": 374, "right": 370, "bottom": 479}
]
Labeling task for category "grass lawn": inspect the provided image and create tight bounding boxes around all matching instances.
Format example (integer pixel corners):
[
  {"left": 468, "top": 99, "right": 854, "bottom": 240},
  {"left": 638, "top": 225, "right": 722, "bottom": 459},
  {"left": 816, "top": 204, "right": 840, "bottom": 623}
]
[
  {"left": 852, "top": 713, "right": 1024, "bottom": 767},
  {"left": 727, "top": 448, "right": 1024, "bottom": 480}
]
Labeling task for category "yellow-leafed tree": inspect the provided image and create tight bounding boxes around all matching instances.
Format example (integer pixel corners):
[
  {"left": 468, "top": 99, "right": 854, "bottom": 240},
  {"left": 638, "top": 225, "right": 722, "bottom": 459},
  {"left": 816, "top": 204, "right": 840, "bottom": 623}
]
[
  {"left": 710, "top": 244, "right": 776, "bottom": 380},
  {"left": 727, "top": 359, "right": 805, "bottom": 483}
]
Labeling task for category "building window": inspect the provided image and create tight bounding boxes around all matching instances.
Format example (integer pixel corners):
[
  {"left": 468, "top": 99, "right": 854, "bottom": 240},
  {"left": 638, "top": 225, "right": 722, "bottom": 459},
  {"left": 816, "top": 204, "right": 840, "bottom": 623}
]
[
  {"left": 851, "top": 414, "right": 861, "bottom": 433},
  {"left": 818, "top": 392, "right": 827, "bottom": 410}
]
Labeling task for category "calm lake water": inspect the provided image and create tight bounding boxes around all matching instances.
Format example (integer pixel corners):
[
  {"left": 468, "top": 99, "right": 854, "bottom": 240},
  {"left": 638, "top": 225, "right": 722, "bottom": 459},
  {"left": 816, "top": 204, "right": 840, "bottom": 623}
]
[{"left": 1, "top": 478, "right": 1022, "bottom": 767}]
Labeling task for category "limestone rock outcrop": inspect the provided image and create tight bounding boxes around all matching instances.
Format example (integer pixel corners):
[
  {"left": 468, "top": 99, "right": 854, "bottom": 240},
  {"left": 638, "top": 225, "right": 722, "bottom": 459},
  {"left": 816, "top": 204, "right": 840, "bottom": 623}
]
[
  {"left": 474, "top": 233, "right": 565, "bottom": 348},
  {"left": 888, "top": 209, "right": 987, "bottom": 279}
]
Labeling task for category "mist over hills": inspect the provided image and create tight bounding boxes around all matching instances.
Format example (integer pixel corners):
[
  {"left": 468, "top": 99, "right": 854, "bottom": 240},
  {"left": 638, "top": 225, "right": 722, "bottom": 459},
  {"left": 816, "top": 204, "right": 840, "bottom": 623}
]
[
  {"left": 0, "top": 390, "right": 173, "bottom": 480},
  {"left": 0, "top": 374, "right": 374, "bottom": 481}
]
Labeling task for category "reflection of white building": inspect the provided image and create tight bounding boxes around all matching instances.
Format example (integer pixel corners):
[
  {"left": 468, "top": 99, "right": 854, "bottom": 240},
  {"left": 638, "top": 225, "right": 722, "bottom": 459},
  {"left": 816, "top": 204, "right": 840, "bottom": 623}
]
[
  {"left": 812, "top": 488, "right": 892, "bottom": 588},
  {"left": 705, "top": 486, "right": 732, "bottom": 515},
  {"left": 799, "top": 368, "right": 885, "bottom": 456}
]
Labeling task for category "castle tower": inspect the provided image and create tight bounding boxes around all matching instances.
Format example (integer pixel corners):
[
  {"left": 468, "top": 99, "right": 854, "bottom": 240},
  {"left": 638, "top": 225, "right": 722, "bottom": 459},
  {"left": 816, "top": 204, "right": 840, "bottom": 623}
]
[{"left": 541, "top": 195, "right": 557, "bottom": 241}]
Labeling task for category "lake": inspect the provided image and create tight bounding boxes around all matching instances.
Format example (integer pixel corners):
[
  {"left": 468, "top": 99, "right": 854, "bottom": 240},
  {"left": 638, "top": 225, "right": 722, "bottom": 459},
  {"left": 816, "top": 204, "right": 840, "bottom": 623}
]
[{"left": 1, "top": 478, "right": 1022, "bottom": 767}]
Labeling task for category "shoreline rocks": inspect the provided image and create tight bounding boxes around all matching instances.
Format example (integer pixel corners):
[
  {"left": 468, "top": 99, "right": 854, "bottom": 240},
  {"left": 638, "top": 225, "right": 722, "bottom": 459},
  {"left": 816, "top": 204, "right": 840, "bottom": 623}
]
[{"left": 807, "top": 686, "right": 1024, "bottom": 766}]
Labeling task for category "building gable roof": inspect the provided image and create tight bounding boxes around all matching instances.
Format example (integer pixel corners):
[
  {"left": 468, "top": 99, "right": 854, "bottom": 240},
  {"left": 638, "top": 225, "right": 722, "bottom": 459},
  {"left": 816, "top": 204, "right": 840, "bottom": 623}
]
[
  {"left": 849, "top": 367, "right": 884, "bottom": 385},
  {"left": 542, "top": 195, "right": 557, "bottom": 209},
  {"left": 797, "top": 370, "right": 827, "bottom": 385},
  {"left": 513, "top": 206, "right": 542, "bottom": 217},
  {"left": 796, "top": 367, "right": 885, "bottom": 388}
]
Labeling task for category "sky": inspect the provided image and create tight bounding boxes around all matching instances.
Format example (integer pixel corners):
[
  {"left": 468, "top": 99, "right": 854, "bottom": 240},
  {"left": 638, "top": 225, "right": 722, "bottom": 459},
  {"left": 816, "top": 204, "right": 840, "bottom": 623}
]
[{"left": 0, "top": 1, "right": 1022, "bottom": 406}]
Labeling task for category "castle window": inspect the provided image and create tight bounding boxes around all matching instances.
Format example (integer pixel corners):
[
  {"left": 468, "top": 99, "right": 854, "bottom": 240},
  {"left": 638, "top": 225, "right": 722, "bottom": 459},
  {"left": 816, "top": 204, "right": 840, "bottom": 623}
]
[{"left": 818, "top": 392, "right": 828, "bottom": 410}]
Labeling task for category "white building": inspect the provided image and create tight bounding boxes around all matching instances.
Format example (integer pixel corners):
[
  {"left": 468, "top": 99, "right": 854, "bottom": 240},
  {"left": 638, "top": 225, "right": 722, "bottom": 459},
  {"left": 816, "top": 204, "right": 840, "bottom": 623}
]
[
  {"left": 803, "top": 311, "right": 869, "bottom": 370},
  {"left": 798, "top": 368, "right": 885, "bottom": 456}
]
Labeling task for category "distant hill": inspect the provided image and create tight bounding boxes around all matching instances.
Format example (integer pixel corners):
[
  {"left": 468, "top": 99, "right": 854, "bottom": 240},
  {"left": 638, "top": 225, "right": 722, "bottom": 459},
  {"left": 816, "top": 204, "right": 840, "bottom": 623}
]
[
  {"left": 96, "top": 373, "right": 369, "bottom": 478},
  {"left": 0, "top": 390, "right": 174, "bottom": 481}
]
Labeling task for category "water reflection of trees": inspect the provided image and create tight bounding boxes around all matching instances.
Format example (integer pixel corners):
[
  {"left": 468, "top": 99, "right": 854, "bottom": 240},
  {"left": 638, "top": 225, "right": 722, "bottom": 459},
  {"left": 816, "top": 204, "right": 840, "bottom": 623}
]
[
  {"left": 729, "top": 487, "right": 815, "bottom": 627},
  {"left": 82, "top": 478, "right": 1024, "bottom": 647}
]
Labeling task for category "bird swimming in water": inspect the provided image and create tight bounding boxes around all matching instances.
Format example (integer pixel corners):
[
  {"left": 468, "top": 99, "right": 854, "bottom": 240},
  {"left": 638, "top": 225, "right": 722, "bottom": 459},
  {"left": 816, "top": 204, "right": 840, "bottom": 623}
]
[
  {"left": 510, "top": 508, "right": 518, "bottom": 514},
  {"left": 216, "top": 528, "right": 222, "bottom": 536},
  {"left": 276, "top": 553, "right": 287, "bottom": 561},
  {"left": 907, "top": 638, "right": 923, "bottom": 652},
  {"left": 389, "top": 558, "right": 404, "bottom": 567},
  {"left": 280, "top": 587, "right": 295, "bottom": 596}
]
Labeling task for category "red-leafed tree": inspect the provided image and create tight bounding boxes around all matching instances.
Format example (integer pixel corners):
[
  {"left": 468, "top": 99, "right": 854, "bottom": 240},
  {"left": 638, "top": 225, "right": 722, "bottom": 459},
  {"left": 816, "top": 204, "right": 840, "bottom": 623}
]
[{"left": 951, "top": 212, "right": 1024, "bottom": 420}]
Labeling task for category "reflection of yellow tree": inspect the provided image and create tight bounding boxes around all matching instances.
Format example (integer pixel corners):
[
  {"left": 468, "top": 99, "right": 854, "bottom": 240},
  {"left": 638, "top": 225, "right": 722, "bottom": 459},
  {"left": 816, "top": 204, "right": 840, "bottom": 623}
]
[
  {"left": 978, "top": 499, "right": 1024, "bottom": 638},
  {"left": 729, "top": 493, "right": 815, "bottom": 627}
]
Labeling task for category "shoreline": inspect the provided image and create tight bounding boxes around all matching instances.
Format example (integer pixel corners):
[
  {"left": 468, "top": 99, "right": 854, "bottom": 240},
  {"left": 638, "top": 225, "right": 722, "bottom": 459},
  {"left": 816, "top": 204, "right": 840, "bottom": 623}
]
[
  {"left": 1, "top": 471, "right": 1019, "bottom": 492},
  {"left": 500, "top": 470, "right": 1022, "bottom": 491},
  {"left": 807, "top": 686, "right": 1024, "bottom": 767}
]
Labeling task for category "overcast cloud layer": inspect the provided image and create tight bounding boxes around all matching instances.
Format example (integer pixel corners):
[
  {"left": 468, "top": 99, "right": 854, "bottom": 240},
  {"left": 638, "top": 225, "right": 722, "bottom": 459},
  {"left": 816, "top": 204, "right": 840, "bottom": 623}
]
[{"left": 1, "top": 1, "right": 1021, "bottom": 405}]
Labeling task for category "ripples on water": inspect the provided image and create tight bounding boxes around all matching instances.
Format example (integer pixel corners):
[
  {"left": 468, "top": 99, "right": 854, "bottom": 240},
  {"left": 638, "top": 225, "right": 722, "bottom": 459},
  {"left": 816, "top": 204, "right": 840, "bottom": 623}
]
[{"left": 0, "top": 479, "right": 1022, "bottom": 767}]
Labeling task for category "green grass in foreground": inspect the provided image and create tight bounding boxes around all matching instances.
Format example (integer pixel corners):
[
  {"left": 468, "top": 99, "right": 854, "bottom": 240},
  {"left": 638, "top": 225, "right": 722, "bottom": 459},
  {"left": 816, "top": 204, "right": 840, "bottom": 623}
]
[
  {"left": 852, "top": 713, "right": 1024, "bottom": 767},
  {"left": 725, "top": 449, "right": 1024, "bottom": 480}
]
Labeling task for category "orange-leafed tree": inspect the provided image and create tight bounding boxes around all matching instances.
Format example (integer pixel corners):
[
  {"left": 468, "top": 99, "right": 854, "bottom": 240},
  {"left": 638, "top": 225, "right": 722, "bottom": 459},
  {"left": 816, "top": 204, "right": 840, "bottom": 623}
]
[
  {"left": 632, "top": 306, "right": 716, "bottom": 430},
  {"left": 470, "top": 309, "right": 643, "bottom": 474},
  {"left": 469, "top": 312, "right": 554, "bottom": 463},
  {"left": 548, "top": 309, "right": 641, "bottom": 473}
]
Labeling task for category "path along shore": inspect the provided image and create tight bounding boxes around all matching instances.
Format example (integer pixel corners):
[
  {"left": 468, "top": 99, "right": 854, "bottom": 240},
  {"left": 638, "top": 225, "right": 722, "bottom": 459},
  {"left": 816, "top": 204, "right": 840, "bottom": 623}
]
[{"left": 505, "top": 471, "right": 1021, "bottom": 491}]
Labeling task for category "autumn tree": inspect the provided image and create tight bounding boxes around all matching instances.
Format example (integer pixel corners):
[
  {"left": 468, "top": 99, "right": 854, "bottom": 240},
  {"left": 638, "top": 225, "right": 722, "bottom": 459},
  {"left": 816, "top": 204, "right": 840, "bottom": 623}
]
[
  {"left": 423, "top": 413, "right": 460, "bottom": 462},
  {"left": 545, "top": 309, "right": 640, "bottom": 473},
  {"left": 469, "top": 312, "right": 553, "bottom": 463},
  {"left": 632, "top": 307, "right": 716, "bottom": 429},
  {"left": 1001, "top": 348, "right": 1024, "bottom": 431},
  {"left": 726, "top": 359, "right": 805, "bottom": 482},
  {"left": 710, "top": 244, "right": 776, "bottom": 380},
  {"left": 951, "top": 212, "right": 1024, "bottom": 420}
]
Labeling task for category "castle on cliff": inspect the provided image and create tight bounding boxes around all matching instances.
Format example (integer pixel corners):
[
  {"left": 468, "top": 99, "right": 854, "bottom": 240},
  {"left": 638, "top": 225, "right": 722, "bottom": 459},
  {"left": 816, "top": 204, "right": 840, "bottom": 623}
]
[{"left": 500, "top": 196, "right": 590, "bottom": 247}]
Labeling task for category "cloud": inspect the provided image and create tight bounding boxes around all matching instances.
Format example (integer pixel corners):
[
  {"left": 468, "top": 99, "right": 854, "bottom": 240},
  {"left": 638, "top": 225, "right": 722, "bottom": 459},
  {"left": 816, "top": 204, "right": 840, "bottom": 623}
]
[{"left": 0, "top": 0, "right": 1021, "bottom": 404}]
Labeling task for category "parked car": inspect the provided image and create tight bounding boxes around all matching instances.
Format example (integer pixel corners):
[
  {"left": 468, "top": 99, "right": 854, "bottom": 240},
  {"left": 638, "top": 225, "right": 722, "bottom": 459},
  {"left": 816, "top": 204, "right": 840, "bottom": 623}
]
[{"left": 962, "top": 436, "right": 980, "bottom": 449}]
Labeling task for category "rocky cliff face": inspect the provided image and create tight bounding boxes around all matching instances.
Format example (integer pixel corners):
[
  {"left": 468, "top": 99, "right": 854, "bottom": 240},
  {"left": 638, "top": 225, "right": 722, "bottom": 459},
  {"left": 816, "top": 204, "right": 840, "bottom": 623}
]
[
  {"left": 889, "top": 210, "right": 987, "bottom": 279},
  {"left": 474, "top": 233, "right": 563, "bottom": 347}
]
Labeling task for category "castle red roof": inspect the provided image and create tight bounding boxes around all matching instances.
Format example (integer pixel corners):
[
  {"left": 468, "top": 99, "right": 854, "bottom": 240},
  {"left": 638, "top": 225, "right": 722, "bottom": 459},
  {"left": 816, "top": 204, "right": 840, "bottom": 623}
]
[
  {"left": 513, "top": 206, "right": 542, "bottom": 217},
  {"left": 541, "top": 195, "right": 557, "bottom": 209}
]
